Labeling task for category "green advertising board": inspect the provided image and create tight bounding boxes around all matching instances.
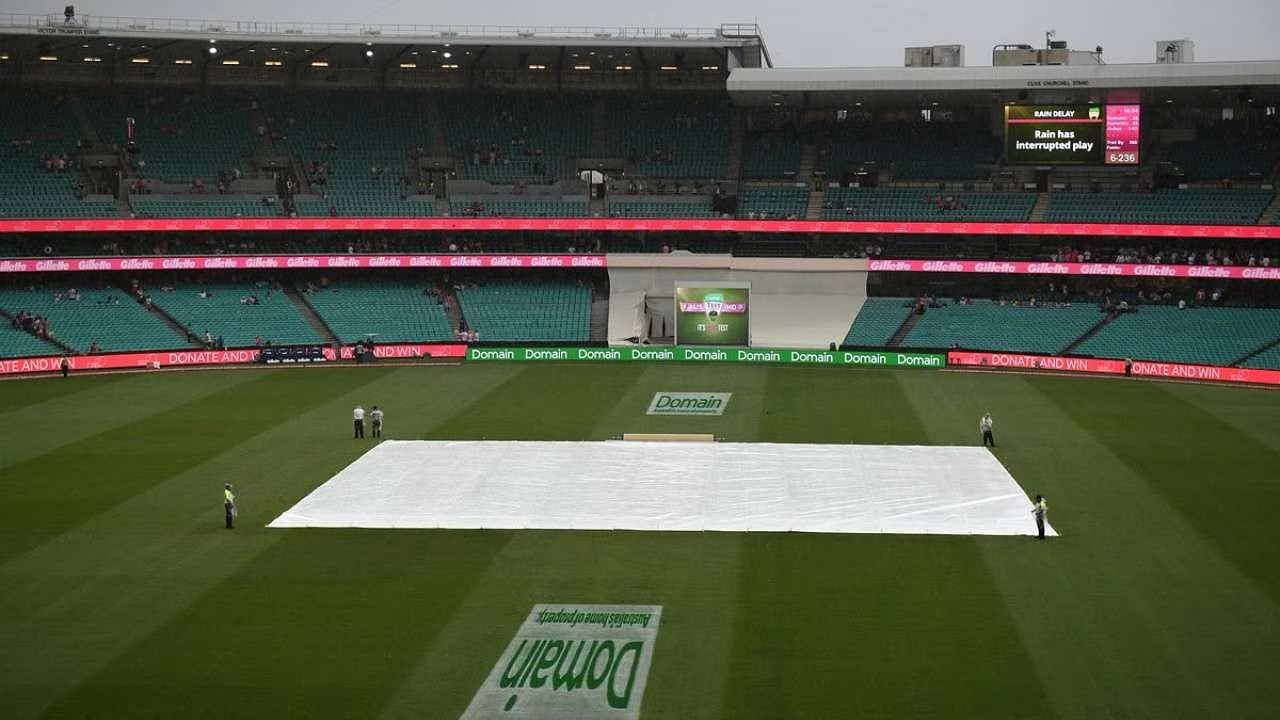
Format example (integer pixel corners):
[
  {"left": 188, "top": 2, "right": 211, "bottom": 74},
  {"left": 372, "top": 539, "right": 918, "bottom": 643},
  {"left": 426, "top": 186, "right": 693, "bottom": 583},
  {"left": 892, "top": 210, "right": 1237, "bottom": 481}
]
[
  {"left": 468, "top": 346, "right": 946, "bottom": 367},
  {"left": 674, "top": 286, "right": 751, "bottom": 346}
]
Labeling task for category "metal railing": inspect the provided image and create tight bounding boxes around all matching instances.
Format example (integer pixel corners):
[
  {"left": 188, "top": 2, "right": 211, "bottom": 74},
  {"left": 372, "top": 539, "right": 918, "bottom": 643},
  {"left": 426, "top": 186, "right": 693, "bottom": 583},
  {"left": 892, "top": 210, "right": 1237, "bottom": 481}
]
[{"left": 0, "top": 13, "right": 753, "bottom": 43}]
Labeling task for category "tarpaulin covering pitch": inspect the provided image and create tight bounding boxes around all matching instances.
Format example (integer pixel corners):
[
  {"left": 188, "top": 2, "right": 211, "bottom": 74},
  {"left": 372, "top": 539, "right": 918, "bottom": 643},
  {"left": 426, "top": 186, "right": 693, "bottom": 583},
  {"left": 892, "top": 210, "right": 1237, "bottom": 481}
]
[{"left": 269, "top": 440, "right": 1056, "bottom": 536}]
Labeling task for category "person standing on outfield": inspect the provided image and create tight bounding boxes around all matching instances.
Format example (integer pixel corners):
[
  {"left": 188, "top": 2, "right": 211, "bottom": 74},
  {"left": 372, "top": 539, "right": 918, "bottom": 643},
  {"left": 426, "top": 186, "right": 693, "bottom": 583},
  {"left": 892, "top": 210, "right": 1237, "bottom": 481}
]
[
  {"left": 1031, "top": 495, "right": 1047, "bottom": 539},
  {"left": 370, "top": 405, "right": 384, "bottom": 438},
  {"left": 224, "top": 483, "right": 237, "bottom": 529},
  {"left": 59, "top": 355, "right": 69, "bottom": 378},
  {"left": 353, "top": 404, "right": 365, "bottom": 439},
  {"left": 980, "top": 412, "right": 995, "bottom": 447}
]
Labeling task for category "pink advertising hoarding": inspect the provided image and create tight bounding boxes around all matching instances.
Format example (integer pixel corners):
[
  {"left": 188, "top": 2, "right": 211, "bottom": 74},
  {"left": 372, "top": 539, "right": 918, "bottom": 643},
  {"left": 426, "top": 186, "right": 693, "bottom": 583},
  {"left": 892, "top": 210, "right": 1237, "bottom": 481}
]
[
  {"left": 868, "top": 259, "right": 1280, "bottom": 281},
  {"left": 0, "top": 254, "right": 606, "bottom": 274},
  {"left": 0, "top": 217, "right": 1278, "bottom": 239},
  {"left": 0, "top": 343, "right": 466, "bottom": 376},
  {"left": 948, "top": 351, "right": 1280, "bottom": 387}
]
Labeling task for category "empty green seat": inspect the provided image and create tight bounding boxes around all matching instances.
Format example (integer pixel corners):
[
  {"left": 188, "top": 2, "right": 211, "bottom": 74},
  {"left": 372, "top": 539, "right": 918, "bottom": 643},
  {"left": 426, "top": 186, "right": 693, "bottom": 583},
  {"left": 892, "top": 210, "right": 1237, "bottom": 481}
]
[{"left": 150, "top": 283, "right": 320, "bottom": 347}]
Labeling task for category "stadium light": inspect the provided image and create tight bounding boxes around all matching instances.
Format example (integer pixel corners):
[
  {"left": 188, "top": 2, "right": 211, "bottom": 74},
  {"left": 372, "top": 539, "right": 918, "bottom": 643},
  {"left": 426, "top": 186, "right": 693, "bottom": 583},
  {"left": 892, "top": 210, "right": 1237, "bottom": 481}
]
[
  {"left": 82, "top": 56, "right": 102, "bottom": 62},
  {"left": 0, "top": 54, "right": 8, "bottom": 60},
  {"left": 659, "top": 65, "right": 678, "bottom": 71},
  {"left": 441, "top": 63, "right": 459, "bottom": 69},
  {"left": 221, "top": 59, "right": 240, "bottom": 65},
  {"left": 527, "top": 64, "right": 547, "bottom": 70},
  {"left": 573, "top": 64, "right": 591, "bottom": 71},
  {"left": 208, "top": 46, "right": 218, "bottom": 55},
  {"left": 38, "top": 56, "right": 59, "bottom": 61},
  {"left": 264, "top": 60, "right": 283, "bottom": 67},
  {"left": 614, "top": 65, "right": 632, "bottom": 71},
  {"left": 399, "top": 62, "right": 417, "bottom": 69},
  {"left": 311, "top": 60, "right": 330, "bottom": 67},
  {"left": 130, "top": 58, "right": 150, "bottom": 64},
  {"left": 365, "top": 49, "right": 374, "bottom": 58},
  {"left": 701, "top": 65, "right": 720, "bottom": 71},
  {"left": 174, "top": 59, "right": 194, "bottom": 65}
]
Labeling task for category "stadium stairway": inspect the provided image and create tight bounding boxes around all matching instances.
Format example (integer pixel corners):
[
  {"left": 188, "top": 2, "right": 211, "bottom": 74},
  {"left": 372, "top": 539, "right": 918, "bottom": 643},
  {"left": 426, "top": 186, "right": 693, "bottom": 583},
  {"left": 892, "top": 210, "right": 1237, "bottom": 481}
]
[
  {"left": 590, "top": 294, "right": 609, "bottom": 342},
  {"left": 284, "top": 287, "right": 340, "bottom": 345},
  {"left": 122, "top": 290, "right": 204, "bottom": 348},
  {"left": 1030, "top": 192, "right": 1051, "bottom": 222},
  {"left": 1061, "top": 311, "right": 1119, "bottom": 354},
  {"left": 727, "top": 109, "right": 747, "bottom": 182},
  {"left": 1230, "top": 337, "right": 1280, "bottom": 367},
  {"left": 886, "top": 310, "right": 922, "bottom": 346},
  {"left": 1260, "top": 194, "right": 1280, "bottom": 225}
]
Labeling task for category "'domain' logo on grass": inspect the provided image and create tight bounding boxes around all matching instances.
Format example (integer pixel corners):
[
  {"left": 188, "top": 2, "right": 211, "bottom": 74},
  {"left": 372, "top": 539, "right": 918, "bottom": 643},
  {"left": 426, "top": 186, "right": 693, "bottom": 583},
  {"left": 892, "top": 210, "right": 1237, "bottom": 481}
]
[
  {"left": 646, "top": 392, "right": 732, "bottom": 416},
  {"left": 461, "top": 604, "right": 662, "bottom": 719}
]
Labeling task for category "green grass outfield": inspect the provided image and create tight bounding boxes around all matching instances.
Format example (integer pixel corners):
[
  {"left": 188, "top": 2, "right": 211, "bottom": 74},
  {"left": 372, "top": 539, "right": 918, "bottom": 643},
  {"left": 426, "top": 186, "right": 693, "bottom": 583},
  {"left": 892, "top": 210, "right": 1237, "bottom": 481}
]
[{"left": 2, "top": 363, "right": 1279, "bottom": 719}]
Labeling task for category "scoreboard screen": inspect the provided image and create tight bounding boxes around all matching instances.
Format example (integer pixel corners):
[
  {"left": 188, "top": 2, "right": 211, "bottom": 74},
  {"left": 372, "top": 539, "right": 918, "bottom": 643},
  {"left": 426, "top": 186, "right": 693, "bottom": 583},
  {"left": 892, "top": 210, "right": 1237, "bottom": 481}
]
[{"left": 1004, "top": 104, "right": 1141, "bottom": 165}]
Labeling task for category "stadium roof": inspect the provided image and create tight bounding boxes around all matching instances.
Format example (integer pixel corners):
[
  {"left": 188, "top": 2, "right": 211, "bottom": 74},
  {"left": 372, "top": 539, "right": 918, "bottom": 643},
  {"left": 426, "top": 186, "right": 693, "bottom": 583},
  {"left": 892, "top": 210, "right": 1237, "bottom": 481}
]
[{"left": 729, "top": 61, "right": 1280, "bottom": 106}]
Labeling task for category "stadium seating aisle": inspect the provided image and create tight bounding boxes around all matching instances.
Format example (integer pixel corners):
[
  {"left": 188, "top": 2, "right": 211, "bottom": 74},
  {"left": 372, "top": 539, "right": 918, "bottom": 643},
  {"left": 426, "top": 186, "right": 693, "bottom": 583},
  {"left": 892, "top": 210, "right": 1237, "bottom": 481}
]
[
  {"left": 844, "top": 298, "right": 916, "bottom": 346},
  {"left": 1077, "top": 306, "right": 1280, "bottom": 366},
  {"left": 0, "top": 287, "right": 186, "bottom": 353},
  {"left": 302, "top": 281, "right": 452, "bottom": 343},
  {"left": 901, "top": 300, "right": 1102, "bottom": 354},
  {"left": 455, "top": 281, "right": 591, "bottom": 342},
  {"left": 149, "top": 284, "right": 321, "bottom": 347}
]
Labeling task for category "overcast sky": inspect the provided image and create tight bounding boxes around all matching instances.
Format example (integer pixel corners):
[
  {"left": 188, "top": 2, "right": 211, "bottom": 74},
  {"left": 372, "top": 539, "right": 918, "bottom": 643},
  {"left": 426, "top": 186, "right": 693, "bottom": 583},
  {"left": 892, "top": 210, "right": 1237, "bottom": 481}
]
[{"left": 20, "top": 0, "right": 1280, "bottom": 67}]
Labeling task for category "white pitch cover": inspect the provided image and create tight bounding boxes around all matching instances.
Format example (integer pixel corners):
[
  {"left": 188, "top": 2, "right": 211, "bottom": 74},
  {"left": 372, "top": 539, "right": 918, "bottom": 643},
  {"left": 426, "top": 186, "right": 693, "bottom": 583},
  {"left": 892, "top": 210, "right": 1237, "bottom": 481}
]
[{"left": 269, "top": 440, "right": 1055, "bottom": 536}]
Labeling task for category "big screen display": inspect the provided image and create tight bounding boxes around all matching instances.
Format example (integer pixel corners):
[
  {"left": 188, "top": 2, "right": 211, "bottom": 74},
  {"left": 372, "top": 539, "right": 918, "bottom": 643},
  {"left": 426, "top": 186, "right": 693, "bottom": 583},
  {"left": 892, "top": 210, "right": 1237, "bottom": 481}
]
[
  {"left": 675, "top": 284, "right": 751, "bottom": 346},
  {"left": 1005, "top": 104, "right": 1140, "bottom": 165}
]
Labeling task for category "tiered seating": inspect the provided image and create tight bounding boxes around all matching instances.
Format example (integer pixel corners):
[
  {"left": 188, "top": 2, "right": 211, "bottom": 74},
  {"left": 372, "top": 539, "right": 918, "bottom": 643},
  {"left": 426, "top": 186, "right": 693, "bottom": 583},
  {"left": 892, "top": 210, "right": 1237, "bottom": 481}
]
[
  {"left": 1076, "top": 307, "right": 1280, "bottom": 365},
  {"left": 1242, "top": 344, "right": 1280, "bottom": 370},
  {"left": 150, "top": 284, "right": 320, "bottom": 347},
  {"left": 0, "top": 322, "right": 61, "bottom": 358},
  {"left": 131, "top": 196, "right": 280, "bottom": 218},
  {"left": 0, "top": 91, "right": 118, "bottom": 219},
  {"left": 606, "top": 200, "right": 720, "bottom": 218},
  {"left": 901, "top": 301, "right": 1101, "bottom": 353},
  {"left": 447, "top": 199, "right": 589, "bottom": 217},
  {"left": 821, "top": 188, "right": 1034, "bottom": 221},
  {"left": 1044, "top": 190, "right": 1272, "bottom": 225},
  {"left": 606, "top": 96, "right": 730, "bottom": 178},
  {"left": 743, "top": 132, "right": 802, "bottom": 179},
  {"left": 266, "top": 93, "right": 433, "bottom": 217},
  {"left": 302, "top": 281, "right": 452, "bottom": 343},
  {"left": 739, "top": 185, "right": 808, "bottom": 218},
  {"left": 0, "top": 287, "right": 185, "bottom": 353},
  {"left": 819, "top": 125, "right": 997, "bottom": 180},
  {"left": 456, "top": 281, "right": 591, "bottom": 342},
  {"left": 83, "top": 92, "right": 254, "bottom": 183},
  {"left": 1166, "top": 142, "right": 1276, "bottom": 180},
  {"left": 441, "top": 93, "right": 591, "bottom": 184},
  {"left": 844, "top": 298, "right": 914, "bottom": 346}
]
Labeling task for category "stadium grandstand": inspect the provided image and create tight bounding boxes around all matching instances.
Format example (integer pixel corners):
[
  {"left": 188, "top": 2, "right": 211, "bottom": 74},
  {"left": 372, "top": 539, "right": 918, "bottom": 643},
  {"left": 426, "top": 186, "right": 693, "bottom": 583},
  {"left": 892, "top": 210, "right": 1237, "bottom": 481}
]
[{"left": 2, "top": 9, "right": 1280, "bottom": 720}]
